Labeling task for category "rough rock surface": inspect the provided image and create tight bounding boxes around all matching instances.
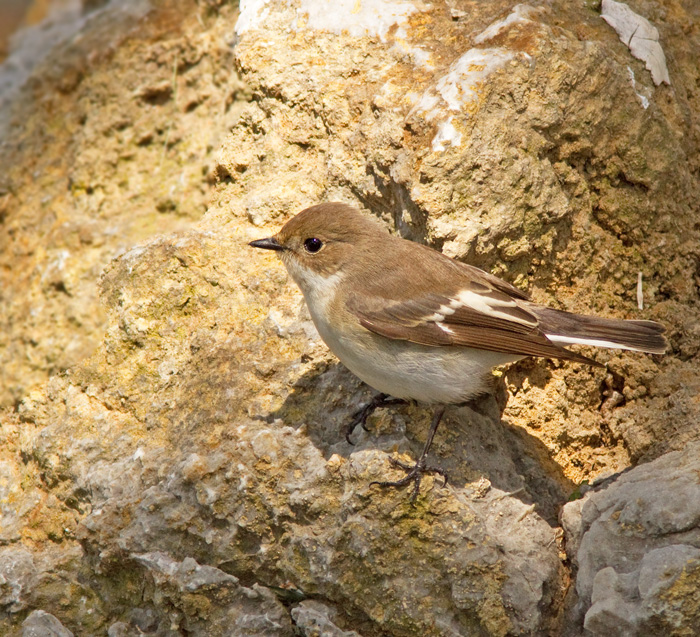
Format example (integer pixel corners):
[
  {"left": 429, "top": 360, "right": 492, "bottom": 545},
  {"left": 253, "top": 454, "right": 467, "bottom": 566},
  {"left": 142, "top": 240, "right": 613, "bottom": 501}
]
[
  {"left": 22, "top": 610, "right": 74, "bottom": 637},
  {"left": 562, "top": 442, "right": 700, "bottom": 635},
  {"left": 0, "top": 0, "right": 246, "bottom": 408},
  {"left": 0, "top": 0, "right": 698, "bottom": 635}
]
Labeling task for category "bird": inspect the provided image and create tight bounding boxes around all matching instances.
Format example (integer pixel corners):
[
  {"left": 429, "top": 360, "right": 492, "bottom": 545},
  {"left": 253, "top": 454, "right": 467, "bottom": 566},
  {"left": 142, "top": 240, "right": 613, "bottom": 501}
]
[{"left": 249, "top": 202, "right": 667, "bottom": 499}]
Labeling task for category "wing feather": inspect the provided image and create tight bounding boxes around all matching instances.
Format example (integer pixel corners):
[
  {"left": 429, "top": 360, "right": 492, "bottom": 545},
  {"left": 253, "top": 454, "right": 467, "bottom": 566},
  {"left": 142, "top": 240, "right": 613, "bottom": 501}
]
[
  {"left": 343, "top": 241, "right": 600, "bottom": 366},
  {"left": 348, "top": 292, "right": 600, "bottom": 366}
]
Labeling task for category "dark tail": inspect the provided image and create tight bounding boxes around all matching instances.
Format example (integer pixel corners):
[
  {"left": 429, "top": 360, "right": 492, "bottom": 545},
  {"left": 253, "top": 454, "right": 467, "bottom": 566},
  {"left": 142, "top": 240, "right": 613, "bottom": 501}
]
[{"left": 533, "top": 306, "right": 667, "bottom": 354}]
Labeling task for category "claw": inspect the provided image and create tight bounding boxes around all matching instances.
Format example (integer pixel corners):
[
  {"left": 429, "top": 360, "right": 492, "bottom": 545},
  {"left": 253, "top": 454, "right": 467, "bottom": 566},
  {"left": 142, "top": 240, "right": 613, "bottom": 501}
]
[
  {"left": 344, "top": 393, "right": 407, "bottom": 444},
  {"left": 371, "top": 456, "right": 448, "bottom": 501},
  {"left": 369, "top": 405, "right": 448, "bottom": 501}
]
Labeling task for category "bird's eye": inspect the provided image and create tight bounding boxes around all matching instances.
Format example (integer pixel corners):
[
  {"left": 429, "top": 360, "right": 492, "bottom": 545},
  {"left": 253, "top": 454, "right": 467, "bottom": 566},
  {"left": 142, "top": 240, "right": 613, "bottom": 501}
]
[{"left": 303, "top": 237, "right": 323, "bottom": 253}]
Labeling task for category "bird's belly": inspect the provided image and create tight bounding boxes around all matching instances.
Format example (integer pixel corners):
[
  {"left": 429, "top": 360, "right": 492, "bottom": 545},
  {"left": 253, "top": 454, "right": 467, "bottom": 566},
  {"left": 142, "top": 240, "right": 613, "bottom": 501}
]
[{"left": 313, "top": 317, "right": 519, "bottom": 404}]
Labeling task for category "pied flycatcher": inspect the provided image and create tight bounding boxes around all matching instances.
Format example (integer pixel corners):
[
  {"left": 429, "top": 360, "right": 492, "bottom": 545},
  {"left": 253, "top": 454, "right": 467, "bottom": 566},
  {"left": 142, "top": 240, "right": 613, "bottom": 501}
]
[{"left": 250, "top": 203, "right": 666, "bottom": 498}]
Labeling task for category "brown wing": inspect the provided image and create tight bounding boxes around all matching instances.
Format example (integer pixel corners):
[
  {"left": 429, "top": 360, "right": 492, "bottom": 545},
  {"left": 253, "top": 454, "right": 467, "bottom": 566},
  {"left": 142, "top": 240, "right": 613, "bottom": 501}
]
[{"left": 347, "top": 290, "right": 601, "bottom": 366}]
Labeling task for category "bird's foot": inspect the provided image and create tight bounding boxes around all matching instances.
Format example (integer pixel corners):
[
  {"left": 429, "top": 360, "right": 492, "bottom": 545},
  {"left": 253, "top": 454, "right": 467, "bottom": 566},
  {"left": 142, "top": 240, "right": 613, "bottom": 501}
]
[
  {"left": 345, "top": 393, "right": 407, "bottom": 444},
  {"left": 371, "top": 456, "right": 448, "bottom": 502}
]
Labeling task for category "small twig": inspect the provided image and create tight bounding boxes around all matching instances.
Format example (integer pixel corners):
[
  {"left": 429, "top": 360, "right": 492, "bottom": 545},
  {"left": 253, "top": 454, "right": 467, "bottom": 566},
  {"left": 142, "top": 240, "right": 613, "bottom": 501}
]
[{"left": 637, "top": 271, "right": 644, "bottom": 310}]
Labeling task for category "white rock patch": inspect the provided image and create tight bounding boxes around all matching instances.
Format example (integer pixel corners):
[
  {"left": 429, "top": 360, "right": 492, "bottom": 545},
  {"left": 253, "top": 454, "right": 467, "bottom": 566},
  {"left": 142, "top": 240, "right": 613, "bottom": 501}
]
[{"left": 601, "top": 0, "right": 670, "bottom": 86}]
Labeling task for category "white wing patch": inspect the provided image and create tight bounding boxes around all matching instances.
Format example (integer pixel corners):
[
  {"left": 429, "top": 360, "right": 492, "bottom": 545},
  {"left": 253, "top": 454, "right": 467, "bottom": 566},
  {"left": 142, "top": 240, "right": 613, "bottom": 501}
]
[
  {"left": 437, "top": 323, "right": 454, "bottom": 335},
  {"left": 426, "top": 305, "right": 456, "bottom": 323},
  {"left": 419, "top": 289, "right": 536, "bottom": 328},
  {"left": 452, "top": 289, "right": 535, "bottom": 326}
]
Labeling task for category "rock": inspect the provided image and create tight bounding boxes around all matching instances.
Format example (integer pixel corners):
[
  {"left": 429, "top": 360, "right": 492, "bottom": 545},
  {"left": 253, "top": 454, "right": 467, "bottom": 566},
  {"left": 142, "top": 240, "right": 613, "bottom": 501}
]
[
  {"left": 22, "top": 610, "right": 74, "bottom": 637},
  {"left": 562, "top": 442, "right": 700, "bottom": 635},
  {"left": 0, "top": 540, "right": 97, "bottom": 635},
  {"left": 0, "top": 0, "right": 698, "bottom": 635},
  {"left": 132, "top": 552, "right": 294, "bottom": 636},
  {"left": 291, "top": 600, "right": 362, "bottom": 637},
  {"left": 0, "top": 0, "right": 246, "bottom": 408},
  {"left": 0, "top": 549, "right": 37, "bottom": 613},
  {"left": 106, "top": 623, "right": 130, "bottom": 637},
  {"left": 601, "top": 0, "right": 670, "bottom": 86}
]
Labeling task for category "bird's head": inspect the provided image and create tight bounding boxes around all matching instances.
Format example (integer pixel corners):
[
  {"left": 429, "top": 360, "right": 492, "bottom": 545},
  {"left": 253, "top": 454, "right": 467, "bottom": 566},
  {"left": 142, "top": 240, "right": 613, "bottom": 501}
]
[{"left": 249, "top": 202, "right": 388, "bottom": 292}]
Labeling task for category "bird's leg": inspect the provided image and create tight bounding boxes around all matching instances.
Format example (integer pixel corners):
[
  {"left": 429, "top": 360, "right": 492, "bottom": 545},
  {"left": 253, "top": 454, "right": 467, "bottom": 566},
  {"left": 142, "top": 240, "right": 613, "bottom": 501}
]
[
  {"left": 371, "top": 405, "right": 448, "bottom": 501},
  {"left": 345, "top": 393, "right": 407, "bottom": 444}
]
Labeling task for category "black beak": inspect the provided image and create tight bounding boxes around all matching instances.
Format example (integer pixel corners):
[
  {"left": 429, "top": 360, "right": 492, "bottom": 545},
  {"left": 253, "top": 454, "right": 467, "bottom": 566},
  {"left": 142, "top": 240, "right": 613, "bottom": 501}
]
[{"left": 249, "top": 237, "right": 284, "bottom": 251}]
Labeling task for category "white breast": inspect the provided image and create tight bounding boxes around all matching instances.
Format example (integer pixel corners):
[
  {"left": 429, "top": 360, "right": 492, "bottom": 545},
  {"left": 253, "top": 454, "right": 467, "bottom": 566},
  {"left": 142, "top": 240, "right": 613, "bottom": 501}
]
[
  {"left": 285, "top": 261, "right": 518, "bottom": 404},
  {"left": 317, "top": 323, "right": 517, "bottom": 404}
]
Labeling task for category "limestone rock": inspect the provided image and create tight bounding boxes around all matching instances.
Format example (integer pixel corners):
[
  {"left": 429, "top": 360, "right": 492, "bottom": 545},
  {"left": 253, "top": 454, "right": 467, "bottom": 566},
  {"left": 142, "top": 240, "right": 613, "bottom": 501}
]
[
  {"left": 291, "top": 600, "right": 363, "bottom": 637},
  {"left": 562, "top": 442, "right": 700, "bottom": 635},
  {"left": 0, "top": 548, "right": 37, "bottom": 613},
  {"left": 601, "top": 0, "right": 670, "bottom": 86},
  {"left": 3, "top": 226, "right": 563, "bottom": 635},
  {"left": 22, "top": 610, "right": 74, "bottom": 637},
  {"left": 132, "top": 552, "right": 294, "bottom": 636}
]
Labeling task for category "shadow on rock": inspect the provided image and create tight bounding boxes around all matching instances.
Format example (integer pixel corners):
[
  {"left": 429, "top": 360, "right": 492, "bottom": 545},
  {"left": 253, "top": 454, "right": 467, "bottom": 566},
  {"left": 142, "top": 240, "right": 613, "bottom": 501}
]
[{"left": 267, "top": 361, "right": 576, "bottom": 525}]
